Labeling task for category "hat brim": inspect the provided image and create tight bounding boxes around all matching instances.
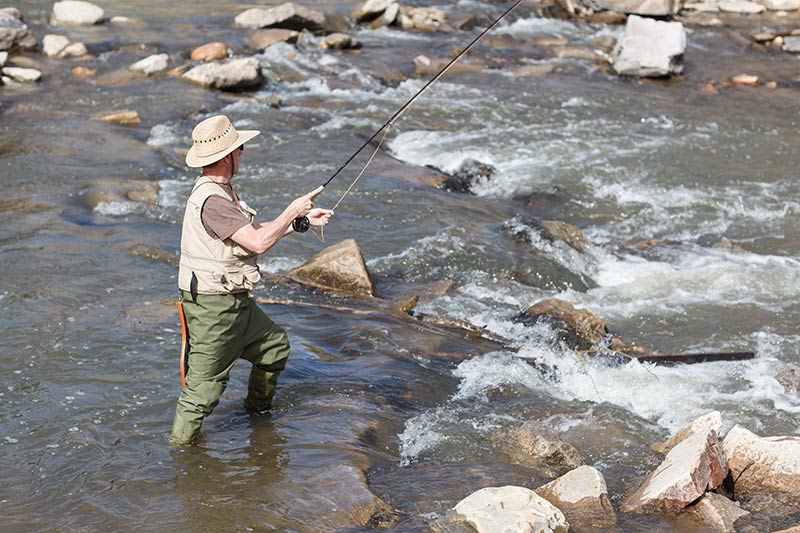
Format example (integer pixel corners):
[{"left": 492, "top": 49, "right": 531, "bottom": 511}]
[{"left": 185, "top": 129, "right": 260, "bottom": 168}]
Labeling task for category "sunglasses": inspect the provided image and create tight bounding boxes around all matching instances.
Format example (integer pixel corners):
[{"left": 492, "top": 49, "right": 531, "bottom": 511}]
[{"left": 238, "top": 144, "right": 245, "bottom": 152}]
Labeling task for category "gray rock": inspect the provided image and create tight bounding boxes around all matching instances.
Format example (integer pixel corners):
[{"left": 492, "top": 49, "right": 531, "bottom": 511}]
[
  {"left": 612, "top": 15, "right": 685, "bottom": 77},
  {"left": 235, "top": 2, "right": 328, "bottom": 33},
  {"left": 287, "top": 239, "right": 376, "bottom": 297},
  {"left": 536, "top": 466, "right": 616, "bottom": 526},
  {"left": 52, "top": 0, "right": 104, "bottom": 25},
  {"left": 718, "top": 0, "right": 765, "bottom": 11},
  {"left": 593, "top": 0, "right": 682, "bottom": 15},
  {"left": 723, "top": 424, "right": 800, "bottom": 497},
  {"left": 129, "top": 53, "right": 169, "bottom": 75},
  {"left": 2, "top": 66, "right": 42, "bottom": 82},
  {"left": 454, "top": 486, "right": 569, "bottom": 533},
  {"left": 0, "top": 12, "right": 35, "bottom": 51},
  {"left": 622, "top": 429, "right": 728, "bottom": 513},
  {"left": 183, "top": 58, "right": 264, "bottom": 91},
  {"left": 783, "top": 36, "right": 800, "bottom": 53}
]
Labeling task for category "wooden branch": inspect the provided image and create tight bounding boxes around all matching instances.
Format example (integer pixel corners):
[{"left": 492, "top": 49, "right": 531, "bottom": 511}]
[{"left": 634, "top": 352, "right": 755, "bottom": 365}]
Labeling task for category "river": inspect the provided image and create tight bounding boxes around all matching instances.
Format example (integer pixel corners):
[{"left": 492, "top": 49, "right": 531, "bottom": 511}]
[{"left": 2, "top": 0, "right": 800, "bottom": 531}]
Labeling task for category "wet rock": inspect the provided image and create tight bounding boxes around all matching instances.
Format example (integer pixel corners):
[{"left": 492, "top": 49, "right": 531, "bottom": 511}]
[
  {"left": 653, "top": 411, "right": 723, "bottom": 455},
  {"left": 354, "top": 0, "right": 395, "bottom": 23},
  {"left": 0, "top": 12, "right": 35, "bottom": 51},
  {"left": 235, "top": 3, "right": 328, "bottom": 33},
  {"left": 719, "top": 0, "right": 765, "bottom": 11},
  {"left": 288, "top": 239, "right": 376, "bottom": 297},
  {"left": 586, "top": 10, "right": 629, "bottom": 23},
  {"left": 731, "top": 74, "right": 759, "bottom": 86},
  {"left": 783, "top": 36, "right": 800, "bottom": 52},
  {"left": 322, "top": 33, "right": 362, "bottom": 50},
  {"left": 553, "top": 46, "right": 600, "bottom": 61},
  {"left": 454, "top": 486, "right": 569, "bottom": 533},
  {"left": 84, "top": 180, "right": 159, "bottom": 210},
  {"left": 535, "top": 220, "right": 588, "bottom": 253},
  {"left": 412, "top": 54, "right": 482, "bottom": 77},
  {"left": 0, "top": 7, "right": 22, "bottom": 20},
  {"left": 519, "top": 298, "right": 607, "bottom": 349},
  {"left": 95, "top": 110, "right": 141, "bottom": 125},
  {"left": 190, "top": 42, "right": 229, "bottom": 62},
  {"left": 129, "top": 53, "right": 169, "bottom": 76},
  {"left": 51, "top": 0, "right": 104, "bottom": 25},
  {"left": 723, "top": 425, "right": 800, "bottom": 497},
  {"left": 712, "top": 238, "right": 747, "bottom": 252},
  {"left": 303, "top": 464, "right": 393, "bottom": 528},
  {"left": 762, "top": 0, "right": 800, "bottom": 8},
  {"left": 110, "top": 16, "right": 136, "bottom": 25},
  {"left": 594, "top": 0, "right": 682, "bottom": 15},
  {"left": 247, "top": 29, "right": 299, "bottom": 50},
  {"left": 2, "top": 66, "right": 41, "bottom": 83},
  {"left": 682, "top": 492, "right": 749, "bottom": 532},
  {"left": 495, "top": 421, "right": 584, "bottom": 473},
  {"left": 535, "top": 466, "right": 616, "bottom": 526},
  {"left": 183, "top": 57, "right": 264, "bottom": 91},
  {"left": 370, "top": 3, "right": 399, "bottom": 29},
  {"left": 700, "top": 82, "right": 719, "bottom": 95},
  {"left": 397, "top": 6, "right": 446, "bottom": 31},
  {"left": 43, "top": 34, "right": 87, "bottom": 58},
  {"left": 62, "top": 43, "right": 88, "bottom": 57},
  {"left": 612, "top": 15, "right": 685, "bottom": 77},
  {"left": 514, "top": 64, "right": 556, "bottom": 76},
  {"left": 439, "top": 159, "right": 495, "bottom": 193},
  {"left": 622, "top": 429, "right": 728, "bottom": 513},
  {"left": 72, "top": 65, "right": 96, "bottom": 78}
]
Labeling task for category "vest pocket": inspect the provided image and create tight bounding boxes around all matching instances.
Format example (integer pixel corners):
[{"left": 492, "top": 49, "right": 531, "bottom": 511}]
[{"left": 220, "top": 265, "right": 261, "bottom": 291}]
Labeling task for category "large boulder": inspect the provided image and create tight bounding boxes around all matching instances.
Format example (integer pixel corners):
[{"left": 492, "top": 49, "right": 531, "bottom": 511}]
[
  {"left": 454, "top": 486, "right": 569, "bottom": 533},
  {"left": 612, "top": 15, "right": 685, "bottom": 77},
  {"left": 723, "top": 425, "right": 800, "bottom": 497},
  {"left": 535, "top": 466, "right": 616, "bottom": 526},
  {"left": 593, "top": 0, "right": 682, "bottom": 14},
  {"left": 0, "top": 12, "right": 35, "bottom": 51},
  {"left": 235, "top": 2, "right": 328, "bottom": 33},
  {"left": 518, "top": 298, "right": 607, "bottom": 350},
  {"left": 51, "top": 0, "right": 104, "bottom": 25},
  {"left": 288, "top": 239, "right": 376, "bottom": 297},
  {"left": 622, "top": 429, "right": 728, "bottom": 513},
  {"left": 129, "top": 54, "right": 169, "bottom": 76},
  {"left": 494, "top": 421, "right": 584, "bottom": 474},
  {"left": 653, "top": 411, "right": 723, "bottom": 455},
  {"left": 183, "top": 57, "right": 264, "bottom": 91},
  {"left": 681, "top": 492, "right": 749, "bottom": 532}
]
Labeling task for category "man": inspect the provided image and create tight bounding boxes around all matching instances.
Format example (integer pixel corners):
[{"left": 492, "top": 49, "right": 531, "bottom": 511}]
[{"left": 171, "top": 115, "right": 332, "bottom": 445}]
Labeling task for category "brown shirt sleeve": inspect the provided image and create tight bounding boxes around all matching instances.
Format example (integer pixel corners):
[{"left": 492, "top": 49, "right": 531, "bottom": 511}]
[{"left": 200, "top": 195, "right": 252, "bottom": 241}]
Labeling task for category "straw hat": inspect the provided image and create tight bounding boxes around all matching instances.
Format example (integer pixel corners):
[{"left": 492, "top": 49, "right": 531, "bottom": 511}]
[{"left": 185, "top": 115, "right": 260, "bottom": 168}]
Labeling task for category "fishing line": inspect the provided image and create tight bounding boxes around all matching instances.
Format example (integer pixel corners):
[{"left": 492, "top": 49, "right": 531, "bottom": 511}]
[{"left": 297, "top": 0, "right": 525, "bottom": 242}]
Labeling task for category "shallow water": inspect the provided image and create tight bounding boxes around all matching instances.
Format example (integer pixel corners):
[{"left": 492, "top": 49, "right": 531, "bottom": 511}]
[{"left": 2, "top": 0, "right": 800, "bottom": 531}]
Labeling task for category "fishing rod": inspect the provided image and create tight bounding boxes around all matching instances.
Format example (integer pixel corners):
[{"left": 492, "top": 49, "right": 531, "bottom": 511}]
[{"left": 292, "top": 0, "right": 525, "bottom": 234}]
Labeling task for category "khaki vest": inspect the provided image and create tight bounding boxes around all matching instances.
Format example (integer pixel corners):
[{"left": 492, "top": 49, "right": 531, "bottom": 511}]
[{"left": 178, "top": 176, "right": 262, "bottom": 295}]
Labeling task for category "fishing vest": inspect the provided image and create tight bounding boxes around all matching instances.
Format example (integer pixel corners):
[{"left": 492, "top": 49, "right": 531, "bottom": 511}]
[{"left": 178, "top": 176, "right": 262, "bottom": 295}]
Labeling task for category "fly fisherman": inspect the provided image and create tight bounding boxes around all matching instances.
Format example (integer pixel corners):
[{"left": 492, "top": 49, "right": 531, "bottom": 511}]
[{"left": 170, "top": 115, "right": 333, "bottom": 445}]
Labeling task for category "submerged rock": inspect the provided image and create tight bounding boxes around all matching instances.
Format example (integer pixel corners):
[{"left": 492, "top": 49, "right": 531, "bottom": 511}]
[
  {"left": 681, "top": 492, "right": 749, "bottom": 532},
  {"left": 622, "top": 428, "right": 728, "bottom": 513},
  {"left": 612, "top": 15, "right": 686, "bottom": 77},
  {"left": 783, "top": 36, "right": 800, "bottom": 53},
  {"left": 723, "top": 425, "right": 800, "bottom": 497},
  {"left": 535, "top": 220, "right": 588, "bottom": 253},
  {"left": 653, "top": 411, "right": 723, "bottom": 455},
  {"left": 235, "top": 3, "right": 328, "bottom": 33},
  {"left": 247, "top": 29, "right": 299, "bottom": 50},
  {"left": 288, "top": 239, "right": 376, "bottom": 297},
  {"left": 183, "top": 57, "right": 264, "bottom": 91},
  {"left": 440, "top": 159, "right": 495, "bottom": 193},
  {"left": 95, "top": 110, "right": 141, "bottom": 125},
  {"left": 0, "top": 12, "right": 35, "bottom": 51},
  {"left": 495, "top": 421, "right": 584, "bottom": 473},
  {"left": 535, "top": 466, "right": 616, "bottom": 526},
  {"left": 303, "top": 464, "right": 393, "bottom": 528},
  {"left": 454, "top": 486, "right": 569, "bottom": 533},
  {"left": 129, "top": 54, "right": 169, "bottom": 76},
  {"left": 190, "top": 42, "right": 229, "bottom": 62},
  {"left": 52, "top": 0, "right": 104, "bottom": 25},
  {"left": 518, "top": 298, "right": 607, "bottom": 350}
]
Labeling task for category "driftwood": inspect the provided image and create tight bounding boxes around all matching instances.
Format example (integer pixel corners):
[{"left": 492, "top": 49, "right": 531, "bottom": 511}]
[{"left": 635, "top": 352, "right": 755, "bottom": 365}]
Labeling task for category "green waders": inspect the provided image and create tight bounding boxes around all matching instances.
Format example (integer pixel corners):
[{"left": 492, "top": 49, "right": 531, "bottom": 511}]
[{"left": 170, "top": 290, "right": 290, "bottom": 445}]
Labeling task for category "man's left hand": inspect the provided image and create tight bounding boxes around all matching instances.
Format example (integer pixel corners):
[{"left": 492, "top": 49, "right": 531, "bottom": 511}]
[{"left": 307, "top": 208, "right": 333, "bottom": 227}]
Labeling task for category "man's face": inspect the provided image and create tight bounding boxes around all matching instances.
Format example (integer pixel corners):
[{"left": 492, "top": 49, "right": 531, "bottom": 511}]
[{"left": 231, "top": 145, "right": 243, "bottom": 175}]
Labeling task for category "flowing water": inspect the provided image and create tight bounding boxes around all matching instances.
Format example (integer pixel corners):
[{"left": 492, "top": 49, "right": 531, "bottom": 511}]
[{"left": 2, "top": 0, "right": 800, "bottom": 531}]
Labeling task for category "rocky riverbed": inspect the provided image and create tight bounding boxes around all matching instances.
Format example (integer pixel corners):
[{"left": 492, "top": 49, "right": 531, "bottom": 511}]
[{"left": 1, "top": 0, "right": 800, "bottom": 531}]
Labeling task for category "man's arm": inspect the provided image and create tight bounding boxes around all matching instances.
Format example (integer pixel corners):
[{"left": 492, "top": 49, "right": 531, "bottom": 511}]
[{"left": 230, "top": 186, "right": 323, "bottom": 254}]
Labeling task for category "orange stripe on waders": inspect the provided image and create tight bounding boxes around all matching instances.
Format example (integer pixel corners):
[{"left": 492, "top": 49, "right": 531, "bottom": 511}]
[{"left": 177, "top": 301, "right": 190, "bottom": 389}]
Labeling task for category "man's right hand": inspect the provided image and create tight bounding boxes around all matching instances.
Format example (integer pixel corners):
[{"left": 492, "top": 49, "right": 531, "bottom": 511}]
[{"left": 287, "top": 186, "right": 324, "bottom": 219}]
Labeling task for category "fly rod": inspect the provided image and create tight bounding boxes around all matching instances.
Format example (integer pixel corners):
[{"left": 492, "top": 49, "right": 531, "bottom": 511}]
[{"left": 292, "top": 0, "right": 525, "bottom": 233}]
